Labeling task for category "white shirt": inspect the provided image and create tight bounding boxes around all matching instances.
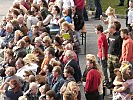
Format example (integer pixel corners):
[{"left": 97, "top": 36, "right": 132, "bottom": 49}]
[
  {"left": 128, "top": 8, "right": 133, "bottom": 24},
  {"left": 62, "top": 0, "right": 75, "bottom": 9},
  {"left": 24, "top": 63, "right": 39, "bottom": 75},
  {"left": 15, "top": 67, "right": 27, "bottom": 79}
]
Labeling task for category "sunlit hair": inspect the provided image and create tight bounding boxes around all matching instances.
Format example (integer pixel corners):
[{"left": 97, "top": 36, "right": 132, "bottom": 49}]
[
  {"left": 10, "top": 79, "right": 20, "bottom": 94},
  {"left": 105, "top": 6, "right": 115, "bottom": 16}
]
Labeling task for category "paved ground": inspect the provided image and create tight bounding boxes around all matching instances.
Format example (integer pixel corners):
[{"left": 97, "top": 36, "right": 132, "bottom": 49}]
[{"left": 0, "top": 0, "right": 127, "bottom": 100}]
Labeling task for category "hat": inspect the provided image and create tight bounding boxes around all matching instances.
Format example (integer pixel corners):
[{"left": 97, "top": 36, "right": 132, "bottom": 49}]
[
  {"left": 86, "top": 54, "right": 96, "bottom": 62},
  {"left": 34, "top": 37, "right": 42, "bottom": 43}
]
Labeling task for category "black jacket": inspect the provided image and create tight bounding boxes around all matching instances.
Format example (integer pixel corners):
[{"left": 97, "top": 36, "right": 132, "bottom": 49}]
[
  {"left": 66, "top": 59, "right": 82, "bottom": 82},
  {"left": 108, "top": 31, "right": 123, "bottom": 57}
]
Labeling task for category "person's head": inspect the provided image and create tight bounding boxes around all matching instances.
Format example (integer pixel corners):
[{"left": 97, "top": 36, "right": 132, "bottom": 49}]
[
  {"left": 35, "top": 75, "right": 46, "bottom": 84},
  {"left": 120, "top": 63, "right": 133, "bottom": 80},
  {"left": 32, "top": 47, "right": 44, "bottom": 56},
  {"left": 46, "top": 90, "right": 56, "bottom": 100},
  {"left": 4, "top": 49, "right": 14, "bottom": 58},
  {"left": 63, "top": 91, "right": 75, "bottom": 100},
  {"left": 6, "top": 23, "right": 13, "bottom": 33},
  {"left": 34, "top": 37, "right": 43, "bottom": 47},
  {"left": 43, "top": 36, "right": 52, "bottom": 47},
  {"left": 23, "top": 70, "right": 34, "bottom": 81},
  {"left": 32, "top": 25, "right": 39, "bottom": 33},
  {"left": 17, "top": 15, "right": 24, "bottom": 24},
  {"left": 22, "top": 36, "right": 31, "bottom": 47},
  {"left": 52, "top": 66, "right": 62, "bottom": 77},
  {"left": 9, "top": 79, "right": 20, "bottom": 93},
  {"left": 64, "top": 43, "right": 73, "bottom": 50},
  {"left": 51, "top": 5, "right": 60, "bottom": 15},
  {"left": 62, "top": 8, "right": 69, "bottom": 16},
  {"left": 6, "top": 14, "right": 13, "bottom": 22},
  {"left": 29, "top": 82, "right": 38, "bottom": 94},
  {"left": 129, "top": 0, "right": 133, "bottom": 8},
  {"left": 15, "top": 58, "right": 25, "bottom": 70},
  {"left": 16, "top": 39, "right": 26, "bottom": 48},
  {"left": 49, "top": 58, "right": 60, "bottom": 67},
  {"left": 62, "top": 22, "right": 72, "bottom": 31},
  {"left": 86, "top": 54, "right": 97, "bottom": 69},
  {"left": 12, "top": 9, "right": 20, "bottom": 19},
  {"left": 63, "top": 65, "right": 74, "bottom": 78},
  {"left": 66, "top": 81, "right": 80, "bottom": 95},
  {"left": 45, "top": 47, "right": 55, "bottom": 58},
  {"left": 54, "top": 36, "right": 62, "bottom": 46},
  {"left": 120, "top": 29, "right": 129, "bottom": 39},
  {"left": 95, "top": 25, "right": 103, "bottom": 34},
  {"left": 114, "top": 68, "right": 121, "bottom": 76},
  {"left": 5, "top": 67, "right": 16, "bottom": 76},
  {"left": 105, "top": 6, "right": 115, "bottom": 16},
  {"left": 114, "top": 21, "right": 121, "bottom": 31},
  {"left": 43, "top": 64, "right": 53, "bottom": 74},
  {"left": 58, "top": 18, "right": 66, "bottom": 27},
  {"left": 108, "top": 24, "right": 116, "bottom": 33},
  {"left": 65, "top": 50, "right": 73, "bottom": 60},
  {"left": 39, "top": 84, "right": 50, "bottom": 95},
  {"left": 29, "top": 75, "right": 35, "bottom": 82},
  {"left": 23, "top": 53, "right": 39, "bottom": 64}
]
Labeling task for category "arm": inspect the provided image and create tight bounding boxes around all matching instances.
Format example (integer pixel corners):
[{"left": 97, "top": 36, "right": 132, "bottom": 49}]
[
  {"left": 70, "top": 0, "right": 75, "bottom": 8},
  {"left": 114, "top": 82, "right": 128, "bottom": 93},
  {"left": 100, "top": 16, "right": 108, "bottom": 25},
  {"left": 102, "top": 46, "right": 105, "bottom": 60},
  {"left": 113, "top": 76, "right": 123, "bottom": 86}
]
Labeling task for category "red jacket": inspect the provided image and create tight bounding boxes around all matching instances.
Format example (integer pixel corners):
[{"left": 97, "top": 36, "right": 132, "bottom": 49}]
[
  {"left": 85, "top": 69, "right": 101, "bottom": 93},
  {"left": 120, "top": 36, "right": 133, "bottom": 62},
  {"left": 73, "top": 0, "right": 84, "bottom": 9}
]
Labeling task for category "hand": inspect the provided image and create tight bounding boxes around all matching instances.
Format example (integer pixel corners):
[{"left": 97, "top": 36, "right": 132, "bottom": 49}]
[
  {"left": 102, "top": 56, "right": 105, "bottom": 60},
  {"left": 100, "top": 15, "right": 104, "bottom": 21}
]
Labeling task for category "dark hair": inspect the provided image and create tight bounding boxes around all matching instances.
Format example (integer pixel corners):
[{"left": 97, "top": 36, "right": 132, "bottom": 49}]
[
  {"left": 121, "top": 29, "right": 129, "bottom": 35},
  {"left": 65, "top": 65, "right": 75, "bottom": 75},
  {"left": 54, "top": 6, "right": 60, "bottom": 14},
  {"left": 95, "top": 25, "right": 103, "bottom": 32},
  {"left": 46, "top": 64, "right": 53, "bottom": 73},
  {"left": 68, "top": 8, "right": 72, "bottom": 18},
  {"left": 27, "top": 10, "right": 34, "bottom": 16},
  {"left": 46, "top": 90, "right": 56, "bottom": 98},
  {"left": 54, "top": 36, "right": 62, "bottom": 45},
  {"left": 114, "top": 21, "right": 121, "bottom": 31}
]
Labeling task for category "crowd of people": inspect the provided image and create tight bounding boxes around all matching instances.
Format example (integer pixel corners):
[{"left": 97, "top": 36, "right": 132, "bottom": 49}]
[{"left": 0, "top": 0, "right": 132, "bottom": 100}]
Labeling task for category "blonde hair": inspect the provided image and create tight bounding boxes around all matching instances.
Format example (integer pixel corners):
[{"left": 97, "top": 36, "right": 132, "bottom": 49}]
[
  {"left": 62, "top": 22, "right": 74, "bottom": 30},
  {"left": 105, "top": 6, "right": 115, "bottom": 16},
  {"left": 43, "top": 36, "right": 52, "bottom": 44},
  {"left": 66, "top": 81, "right": 80, "bottom": 100},
  {"left": 23, "top": 53, "right": 39, "bottom": 65}
]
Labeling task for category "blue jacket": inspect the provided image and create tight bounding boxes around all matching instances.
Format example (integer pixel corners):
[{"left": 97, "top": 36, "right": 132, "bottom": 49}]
[{"left": 50, "top": 75, "right": 64, "bottom": 100}]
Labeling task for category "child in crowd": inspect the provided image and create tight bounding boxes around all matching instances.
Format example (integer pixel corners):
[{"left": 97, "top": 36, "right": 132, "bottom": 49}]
[{"left": 100, "top": 6, "right": 117, "bottom": 33}]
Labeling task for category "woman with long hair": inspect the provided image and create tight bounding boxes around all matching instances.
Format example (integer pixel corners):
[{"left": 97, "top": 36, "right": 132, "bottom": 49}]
[{"left": 84, "top": 54, "right": 104, "bottom": 100}]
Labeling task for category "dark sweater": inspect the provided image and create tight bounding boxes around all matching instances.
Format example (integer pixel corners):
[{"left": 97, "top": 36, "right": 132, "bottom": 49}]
[{"left": 108, "top": 31, "right": 123, "bottom": 57}]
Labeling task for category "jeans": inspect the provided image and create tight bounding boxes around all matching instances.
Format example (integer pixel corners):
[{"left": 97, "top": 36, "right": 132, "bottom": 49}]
[
  {"left": 98, "top": 58, "right": 109, "bottom": 82},
  {"left": 88, "top": 0, "right": 93, "bottom": 9},
  {"left": 94, "top": 0, "right": 102, "bottom": 18}
]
